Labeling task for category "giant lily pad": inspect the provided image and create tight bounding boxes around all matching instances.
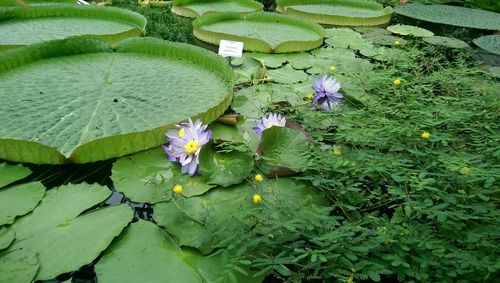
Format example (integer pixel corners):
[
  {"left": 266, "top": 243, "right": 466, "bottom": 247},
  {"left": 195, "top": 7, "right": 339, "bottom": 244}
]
[
  {"left": 172, "top": 0, "right": 263, "bottom": 18},
  {"left": 95, "top": 220, "right": 202, "bottom": 283},
  {"left": 276, "top": 0, "right": 393, "bottom": 26},
  {"left": 112, "top": 148, "right": 215, "bottom": 203},
  {"left": 153, "top": 178, "right": 327, "bottom": 254},
  {"left": 473, "top": 35, "right": 500, "bottom": 55},
  {"left": 0, "top": 5, "right": 146, "bottom": 50},
  {"left": 395, "top": 4, "right": 500, "bottom": 30},
  {"left": 193, "top": 12, "right": 325, "bottom": 53},
  {"left": 387, "top": 24, "right": 434, "bottom": 37},
  {"left": 0, "top": 37, "right": 234, "bottom": 164},
  {"left": 7, "top": 183, "right": 133, "bottom": 280}
]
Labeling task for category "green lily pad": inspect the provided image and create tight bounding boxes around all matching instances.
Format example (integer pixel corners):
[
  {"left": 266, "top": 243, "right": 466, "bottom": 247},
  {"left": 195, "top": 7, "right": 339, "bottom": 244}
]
[
  {"left": 0, "top": 249, "right": 39, "bottom": 283},
  {"left": 193, "top": 12, "right": 325, "bottom": 53},
  {"left": 358, "top": 28, "right": 406, "bottom": 46},
  {"left": 0, "top": 5, "right": 146, "bottom": 50},
  {"left": 153, "top": 178, "right": 327, "bottom": 254},
  {"left": 0, "top": 181, "right": 46, "bottom": 226},
  {"left": 473, "top": 35, "right": 500, "bottom": 55},
  {"left": 423, "top": 36, "right": 470, "bottom": 49},
  {"left": 489, "top": 66, "right": 500, "bottom": 78},
  {"left": 95, "top": 220, "right": 202, "bottom": 283},
  {"left": 112, "top": 148, "right": 215, "bottom": 202},
  {"left": 0, "top": 163, "right": 31, "bottom": 188},
  {"left": 261, "top": 127, "right": 310, "bottom": 172},
  {"left": 0, "top": 227, "right": 15, "bottom": 250},
  {"left": 209, "top": 122, "right": 244, "bottom": 143},
  {"left": 245, "top": 52, "right": 310, "bottom": 68},
  {"left": 0, "top": 0, "right": 74, "bottom": 6},
  {"left": 395, "top": 4, "right": 500, "bottom": 30},
  {"left": 232, "top": 56, "right": 264, "bottom": 85},
  {"left": 277, "top": 0, "right": 393, "bottom": 26},
  {"left": 387, "top": 24, "right": 434, "bottom": 37},
  {"left": 8, "top": 183, "right": 132, "bottom": 280},
  {"left": 325, "top": 28, "right": 378, "bottom": 56},
  {"left": 0, "top": 37, "right": 234, "bottom": 164},
  {"left": 172, "top": 0, "right": 263, "bottom": 18},
  {"left": 266, "top": 64, "right": 309, "bottom": 84},
  {"left": 199, "top": 143, "right": 254, "bottom": 187}
]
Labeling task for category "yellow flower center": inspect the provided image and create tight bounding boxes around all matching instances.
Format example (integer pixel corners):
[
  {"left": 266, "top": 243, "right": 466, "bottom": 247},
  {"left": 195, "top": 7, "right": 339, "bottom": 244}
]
[
  {"left": 254, "top": 174, "right": 264, "bottom": 182},
  {"left": 178, "top": 128, "right": 185, "bottom": 138},
  {"left": 393, "top": 79, "right": 401, "bottom": 85},
  {"left": 173, "top": 184, "right": 183, "bottom": 194},
  {"left": 252, "top": 194, "right": 262, "bottom": 204},
  {"left": 184, "top": 140, "right": 199, "bottom": 155}
]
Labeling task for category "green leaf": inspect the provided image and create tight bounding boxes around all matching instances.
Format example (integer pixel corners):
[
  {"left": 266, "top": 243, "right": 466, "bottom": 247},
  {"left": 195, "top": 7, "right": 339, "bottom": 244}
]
[
  {"left": 325, "top": 28, "right": 378, "bottom": 55},
  {"left": 172, "top": 0, "right": 263, "bottom": 18},
  {"left": 0, "top": 181, "right": 45, "bottom": 225},
  {"left": 193, "top": 12, "right": 325, "bottom": 53},
  {"left": 0, "top": 227, "right": 15, "bottom": 250},
  {"left": 473, "top": 35, "right": 500, "bottom": 55},
  {"left": 261, "top": 127, "right": 310, "bottom": 172},
  {"left": 112, "top": 148, "right": 216, "bottom": 202},
  {"left": 0, "top": 37, "right": 234, "bottom": 164},
  {"left": 423, "top": 36, "right": 470, "bottom": 49},
  {"left": 395, "top": 4, "right": 500, "bottom": 30},
  {"left": 277, "top": 0, "right": 393, "bottom": 26},
  {"left": 95, "top": 220, "right": 203, "bottom": 283},
  {"left": 154, "top": 178, "right": 326, "bottom": 254},
  {"left": 0, "top": 249, "right": 39, "bottom": 283},
  {"left": 0, "top": 5, "right": 146, "bottom": 50},
  {"left": 209, "top": 122, "right": 244, "bottom": 143},
  {"left": 8, "top": 183, "right": 132, "bottom": 280},
  {"left": 0, "top": 163, "right": 31, "bottom": 188},
  {"left": 266, "top": 64, "right": 309, "bottom": 84},
  {"left": 387, "top": 24, "right": 434, "bottom": 37},
  {"left": 199, "top": 143, "right": 254, "bottom": 187}
]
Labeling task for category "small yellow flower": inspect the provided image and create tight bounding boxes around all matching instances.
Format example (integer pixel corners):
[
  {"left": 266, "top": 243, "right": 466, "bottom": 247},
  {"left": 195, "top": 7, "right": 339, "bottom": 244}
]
[
  {"left": 173, "top": 184, "right": 183, "bottom": 194},
  {"left": 393, "top": 79, "right": 401, "bottom": 86},
  {"left": 333, "top": 149, "right": 342, "bottom": 156},
  {"left": 254, "top": 174, "right": 264, "bottom": 182},
  {"left": 178, "top": 127, "right": 185, "bottom": 138},
  {"left": 460, "top": 166, "right": 472, "bottom": 175},
  {"left": 421, "top": 131, "right": 430, "bottom": 139},
  {"left": 330, "top": 66, "right": 336, "bottom": 72},
  {"left": 393, "top": 40, "right": 400, "bottom": 45},
  {"left": 306, "top": 93, "right": 314, "bottom": 100},
  {"left": 252, "top": 194, "right": 262, "bottom": 204}
]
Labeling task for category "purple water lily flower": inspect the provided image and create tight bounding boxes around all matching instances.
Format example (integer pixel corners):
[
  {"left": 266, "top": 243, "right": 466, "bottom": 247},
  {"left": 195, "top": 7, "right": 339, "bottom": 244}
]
[
  {"left": 253, "top": 113, "right": 286, "bottom": 136},
  {"left": 161, "top": 118, "right": 212, "bottom": 176},
  {"left": 311, "top": 75, "right": 343, "bottom": 110}
]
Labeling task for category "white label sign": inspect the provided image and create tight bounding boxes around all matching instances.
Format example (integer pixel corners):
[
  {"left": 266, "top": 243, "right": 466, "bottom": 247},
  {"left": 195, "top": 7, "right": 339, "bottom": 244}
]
[{"left": 218, "top": 40, "right": 244, "bottom": 58}]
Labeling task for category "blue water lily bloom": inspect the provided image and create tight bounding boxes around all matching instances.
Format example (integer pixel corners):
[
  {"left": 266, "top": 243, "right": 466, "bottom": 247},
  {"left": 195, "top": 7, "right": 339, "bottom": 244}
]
[
  {"left": 161, "top": 118, "right": 211, "bottom": 176},
  {"left": 253, "top": 113, "right": 286, "bottom": 136},
  {"left": 311, "top": 75, "right": 343, "bottom": 110}
]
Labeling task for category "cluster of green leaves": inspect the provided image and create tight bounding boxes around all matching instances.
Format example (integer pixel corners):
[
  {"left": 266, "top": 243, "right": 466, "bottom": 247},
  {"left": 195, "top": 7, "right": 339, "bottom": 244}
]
[{"left": 210, "top": 37, "right": 500, "bottom": 282}]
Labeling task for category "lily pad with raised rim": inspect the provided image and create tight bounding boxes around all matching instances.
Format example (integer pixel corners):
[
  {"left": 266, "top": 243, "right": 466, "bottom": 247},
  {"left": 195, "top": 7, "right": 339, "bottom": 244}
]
[
  {"left": 395, "top": 4, "right": 500, "bottom": 31},
  {"left": 276, "top": 0, "right": 393, "bottom": 26},
  {"left": 0, "top": 5, "right": 146, "bottom": 51},
  {"left": 193, "top": 12, "right": 325, "bottom": 53},
  {"left": 172, "top": 0, "right": 263, "bottom": 18},
  {"left": 0, "top": 37, "right": 234, "bottom": 164}
]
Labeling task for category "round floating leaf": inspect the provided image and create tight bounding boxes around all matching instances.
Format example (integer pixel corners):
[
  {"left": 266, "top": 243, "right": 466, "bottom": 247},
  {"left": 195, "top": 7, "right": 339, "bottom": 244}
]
[
  {"left": 193, "top": 12, "right": 325, "bottom": 53},
  {"left": 325, "top": 28, "right": 378, "bottom": 55},
  {"left": 0, "top": 181, "right": 45, "bottom": 226},
  {"left": 0, "top": 249, "right": 39, "bottom": 283},
  {"left": 95, "top": 220, "right": 202, "bottom": 283},
  {"left": 266, "top": 64, "right": 309, "bottom": 84},
  {"left": 209, "top": 122, "right": 244, "bottom": 143},
  {"left": 387, "top": 24, "right": 434, "bottom": 37},
  {"left": 8, "top": 183, "right": 132, "bottom": 280},
  {"left": 423, "top": 36, "right": 470, "bottom": 49},
  {"left": 261, "top": 127, "right": 310, "bottom": 172},
  {"left": 0, "top": 163, "right": 31, "bottom": 188},
  {"left": 473, "top": 35, "right": 500, "bottom": 55},
  {"left": 153, "top": 178, "right": 327, "bottom": 254},
  {"left": 172, "top": 0, "right": 263, "bottom": 18},
  {"left": 0, "top": 37, "right": 234, "bottom": 164},
  {"left": 277, "top": 0, "right": 393, "bottom": 26},
  {"left": 395, "top": 4, "right": 500, "bottom": 30},
  {"left": 112, "top": 148, "right": 215, "bottom": 202},
  {"left": 0, "top": 227, "right": 15, "bottom": 250},
  {"left": 0, "top": 5, "right": 146, "bottom": 50},
  {"left": 0, "top": 0, "right": 74, "bottom": 6},
  {"left": 199, "top": 142, "right": 254, "bottom": 187}
]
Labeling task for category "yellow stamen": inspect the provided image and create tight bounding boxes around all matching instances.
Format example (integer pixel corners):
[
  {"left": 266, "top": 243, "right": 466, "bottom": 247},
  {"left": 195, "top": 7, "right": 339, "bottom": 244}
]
[
  {"left": 252, "top": 194, "right": 262, "bottom": 204},
  {"left": 173, "top": 184, "right": 183, "bottom": 194},
  {"left": 184, "top": 140, "right": 199, "bottom": 155},
  {"left": 254, "top": 174, "right": 264, "bottom": 182},
  {"left": 178, "top": 128, "right": 185, "bottom": 138}
]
